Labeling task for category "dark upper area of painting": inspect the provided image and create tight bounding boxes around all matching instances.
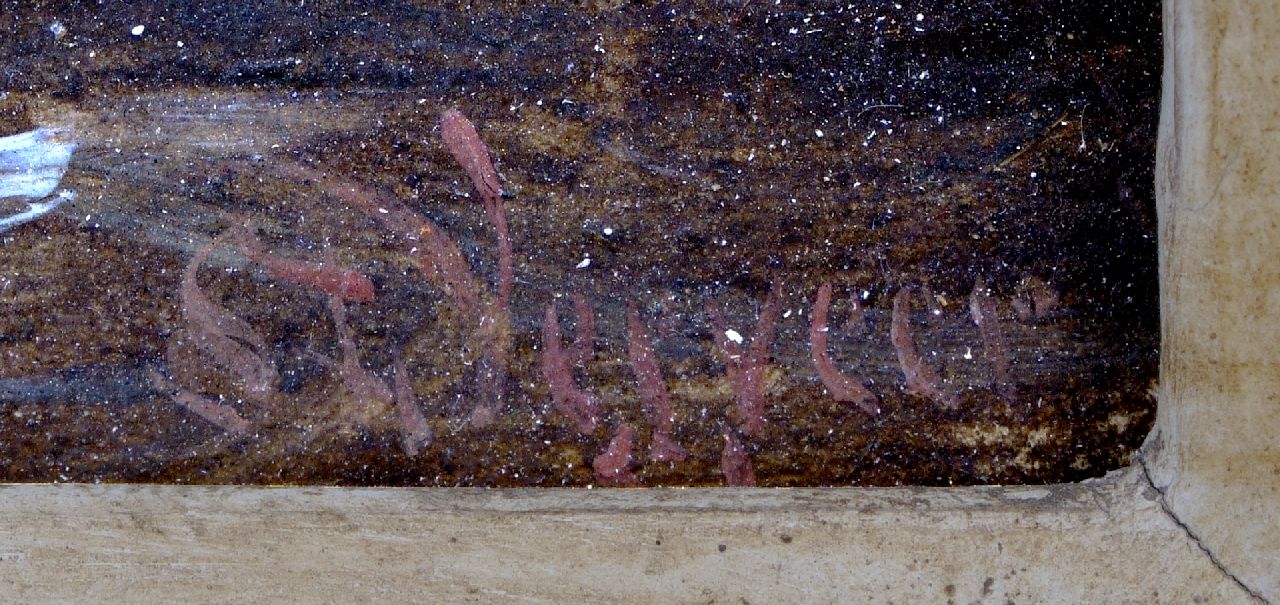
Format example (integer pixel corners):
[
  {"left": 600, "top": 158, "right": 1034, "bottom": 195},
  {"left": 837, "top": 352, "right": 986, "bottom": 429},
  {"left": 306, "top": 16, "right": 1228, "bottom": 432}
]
[{"left": 4, "top": 1, "right": 1157, "bottom": 123}]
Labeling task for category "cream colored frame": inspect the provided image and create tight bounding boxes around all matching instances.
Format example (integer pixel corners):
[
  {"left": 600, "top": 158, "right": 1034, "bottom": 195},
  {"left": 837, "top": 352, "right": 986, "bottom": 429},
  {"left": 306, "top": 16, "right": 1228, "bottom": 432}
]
[{"left": 1, "top": 3, "right": 1276, "bottom": 602}]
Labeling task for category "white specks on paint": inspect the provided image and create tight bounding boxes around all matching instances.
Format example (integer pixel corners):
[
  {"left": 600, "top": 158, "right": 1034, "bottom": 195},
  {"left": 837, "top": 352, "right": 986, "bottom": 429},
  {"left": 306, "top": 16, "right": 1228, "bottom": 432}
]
[
  {"left": 575, "top": 257, "right": 591, "bottom": 269},
  {"left": 130, "top": 24, "right": 145, "bottom": 36},
  {"left": 724, "top": 329, "right": 743, "bottom": 345}
]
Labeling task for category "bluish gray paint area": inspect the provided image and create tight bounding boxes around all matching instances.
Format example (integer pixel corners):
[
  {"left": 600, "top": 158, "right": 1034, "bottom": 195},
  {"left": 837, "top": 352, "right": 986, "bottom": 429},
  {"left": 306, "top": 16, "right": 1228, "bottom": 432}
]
[{"left": 0, "top": 127, "right": 76, "bottom": 233}]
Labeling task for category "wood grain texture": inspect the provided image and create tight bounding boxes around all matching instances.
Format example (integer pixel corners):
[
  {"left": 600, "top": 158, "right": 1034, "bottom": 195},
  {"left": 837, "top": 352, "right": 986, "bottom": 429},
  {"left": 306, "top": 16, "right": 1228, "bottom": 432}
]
[{"left": 0, "top": 468, "right": 1247, "bottom": 603}]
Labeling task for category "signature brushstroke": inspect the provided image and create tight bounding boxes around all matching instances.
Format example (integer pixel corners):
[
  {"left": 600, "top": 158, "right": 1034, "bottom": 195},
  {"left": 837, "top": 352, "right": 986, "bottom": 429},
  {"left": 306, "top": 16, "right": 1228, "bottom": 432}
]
[{"left": 809, "top": 283, "right": 879, "bottom": 414}]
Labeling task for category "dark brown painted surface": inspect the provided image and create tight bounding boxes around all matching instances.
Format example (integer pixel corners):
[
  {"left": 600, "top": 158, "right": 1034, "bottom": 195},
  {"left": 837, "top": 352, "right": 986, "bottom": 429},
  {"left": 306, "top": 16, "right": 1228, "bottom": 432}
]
[{"left": 0, "top": 1, "right": 1159, "bottom": 486}]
